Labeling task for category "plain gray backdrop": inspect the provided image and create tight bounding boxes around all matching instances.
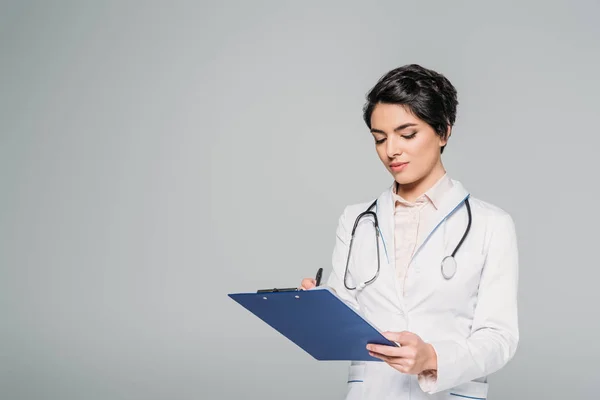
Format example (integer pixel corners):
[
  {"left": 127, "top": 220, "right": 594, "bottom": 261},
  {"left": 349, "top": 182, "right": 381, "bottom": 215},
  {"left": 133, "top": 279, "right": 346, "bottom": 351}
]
[{"left": 2, "top": 1, "right": 599, "bottom": 399}]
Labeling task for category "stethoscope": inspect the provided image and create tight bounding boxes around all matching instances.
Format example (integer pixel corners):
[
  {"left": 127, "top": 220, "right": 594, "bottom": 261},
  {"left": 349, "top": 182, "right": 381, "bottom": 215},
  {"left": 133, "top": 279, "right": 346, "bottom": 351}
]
[{"left": 343, "top": 196, "right": 472, "bottom": 290}]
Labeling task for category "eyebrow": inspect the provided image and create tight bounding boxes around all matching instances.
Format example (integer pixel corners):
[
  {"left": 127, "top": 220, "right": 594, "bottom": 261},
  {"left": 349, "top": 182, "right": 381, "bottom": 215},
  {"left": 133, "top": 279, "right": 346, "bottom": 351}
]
[{"left": 370, "top": 123, "right": 418, "bottom": 134}]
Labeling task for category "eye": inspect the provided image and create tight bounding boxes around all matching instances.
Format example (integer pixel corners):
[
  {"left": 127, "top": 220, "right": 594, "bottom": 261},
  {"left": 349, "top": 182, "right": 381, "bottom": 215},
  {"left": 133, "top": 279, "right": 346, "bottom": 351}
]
[
  {"left": 402, "top": 132, "right": 417, "bottom": 139},
  {"left": 374, "top": 138, "right": 386, "bottom": 144}
]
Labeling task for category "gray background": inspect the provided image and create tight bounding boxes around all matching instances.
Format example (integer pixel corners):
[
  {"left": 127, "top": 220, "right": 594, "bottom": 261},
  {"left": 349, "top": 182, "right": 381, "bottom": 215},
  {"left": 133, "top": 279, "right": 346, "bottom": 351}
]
[{"left": 1, "top": 1, "right": 598, "bottom": 399}]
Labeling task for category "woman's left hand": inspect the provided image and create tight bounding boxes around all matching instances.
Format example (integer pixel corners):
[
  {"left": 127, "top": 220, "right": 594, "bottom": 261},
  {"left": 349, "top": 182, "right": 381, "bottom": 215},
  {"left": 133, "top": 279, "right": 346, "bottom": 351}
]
[{"left": 366, "top": 331, "right": 438, "bottom": 375}]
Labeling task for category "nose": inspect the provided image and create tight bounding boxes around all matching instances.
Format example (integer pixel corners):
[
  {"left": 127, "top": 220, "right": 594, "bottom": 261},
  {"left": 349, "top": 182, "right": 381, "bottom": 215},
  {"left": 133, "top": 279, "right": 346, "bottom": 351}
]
[{"left": 386, "top": 135, "right": 403, "bottom": 159}]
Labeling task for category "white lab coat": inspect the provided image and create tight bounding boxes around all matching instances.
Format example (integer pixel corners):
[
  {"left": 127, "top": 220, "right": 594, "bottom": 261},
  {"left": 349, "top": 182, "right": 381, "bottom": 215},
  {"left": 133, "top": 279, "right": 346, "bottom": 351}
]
[{"left": 326, "top": 179, "right": 519, "bottom": 400}]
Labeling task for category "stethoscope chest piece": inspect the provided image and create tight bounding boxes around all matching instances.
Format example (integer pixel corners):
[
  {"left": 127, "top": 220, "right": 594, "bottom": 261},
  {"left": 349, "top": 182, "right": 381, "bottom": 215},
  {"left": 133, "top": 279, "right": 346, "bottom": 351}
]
[{"left": 441, "top": 255, "right": 457, "bottom": 280}]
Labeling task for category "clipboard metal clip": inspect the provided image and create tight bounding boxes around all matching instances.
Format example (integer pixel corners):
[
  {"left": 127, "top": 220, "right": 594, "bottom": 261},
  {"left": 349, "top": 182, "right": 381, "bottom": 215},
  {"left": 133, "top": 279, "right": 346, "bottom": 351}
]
[
  {"left": 256, "top": 287, "right": 299, "bottom": 293},
  {"left": 256, "top": 268, "right": 323, "bottom": 294}
]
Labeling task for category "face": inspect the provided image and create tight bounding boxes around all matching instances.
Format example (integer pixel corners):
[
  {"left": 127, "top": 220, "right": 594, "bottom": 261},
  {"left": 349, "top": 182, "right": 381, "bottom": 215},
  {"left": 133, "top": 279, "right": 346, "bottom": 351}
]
[{"left": 370, "top": 103, "right": 448, "bottom": 191}]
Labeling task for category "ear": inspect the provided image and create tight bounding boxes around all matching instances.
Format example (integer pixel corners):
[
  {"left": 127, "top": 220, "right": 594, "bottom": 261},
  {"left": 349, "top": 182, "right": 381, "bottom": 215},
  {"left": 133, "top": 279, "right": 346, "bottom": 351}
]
[{"left": 440, "top": 125, "right": 452, "bottom": 147}]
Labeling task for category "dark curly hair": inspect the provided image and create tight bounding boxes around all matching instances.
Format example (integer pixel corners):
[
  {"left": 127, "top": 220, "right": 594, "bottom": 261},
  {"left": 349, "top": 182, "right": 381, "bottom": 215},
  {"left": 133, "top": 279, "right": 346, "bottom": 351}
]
[{"left": 362, "top": 64, "right": 458, "bottom": 154}]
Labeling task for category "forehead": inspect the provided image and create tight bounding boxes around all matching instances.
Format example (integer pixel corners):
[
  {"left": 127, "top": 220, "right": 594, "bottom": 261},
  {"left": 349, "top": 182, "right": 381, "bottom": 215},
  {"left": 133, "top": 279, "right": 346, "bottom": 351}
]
[{"left": 370, "top": 103, "right": 420, "bottom": 128}]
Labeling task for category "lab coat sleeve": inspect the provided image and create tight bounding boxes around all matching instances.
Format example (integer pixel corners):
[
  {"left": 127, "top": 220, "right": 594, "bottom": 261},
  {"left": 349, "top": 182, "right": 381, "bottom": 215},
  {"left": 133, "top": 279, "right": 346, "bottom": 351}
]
[
  {"left": 418, "top": 212, "right": 520, "bottom": 394},
  {"left": 325, "top": 206, "right": 360, "bottom": 312}
]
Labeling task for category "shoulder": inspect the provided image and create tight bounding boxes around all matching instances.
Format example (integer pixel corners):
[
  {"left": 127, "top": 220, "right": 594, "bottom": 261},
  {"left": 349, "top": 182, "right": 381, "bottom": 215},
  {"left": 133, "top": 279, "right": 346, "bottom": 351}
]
[
  {"left": 467, "top": 194, "right": 517, "bottom": 239},
  {"left": 468, "top": 195, "right": 512, "bottom": 220},
  {"left": 334, "top": 199, "right": 376, "bottom": 233},
  {"left": 332, "top": 189, "right": 388, "bottom": 237}
]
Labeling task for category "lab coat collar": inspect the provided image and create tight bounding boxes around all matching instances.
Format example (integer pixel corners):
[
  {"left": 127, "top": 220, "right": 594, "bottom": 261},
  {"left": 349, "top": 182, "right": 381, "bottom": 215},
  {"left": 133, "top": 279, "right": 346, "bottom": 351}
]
[{"left": 376, "top": 179, "right": 470, "bottom": 264}]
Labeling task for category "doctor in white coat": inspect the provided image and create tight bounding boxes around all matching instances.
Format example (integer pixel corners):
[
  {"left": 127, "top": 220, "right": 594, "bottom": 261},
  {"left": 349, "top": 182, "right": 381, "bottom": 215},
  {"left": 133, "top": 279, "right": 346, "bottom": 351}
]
[{"left": 301, "top": 64, "right": 519, "bottom": 400}]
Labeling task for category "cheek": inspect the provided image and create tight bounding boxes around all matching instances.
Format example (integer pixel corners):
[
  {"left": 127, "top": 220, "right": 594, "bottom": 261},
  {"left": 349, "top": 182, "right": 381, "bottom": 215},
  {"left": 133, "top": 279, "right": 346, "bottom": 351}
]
[
  {"left": 413, "top": 139, "right": 439, "bottom": 161},
  {"left": 405, "top": 141, "right": 438, "bottom": 173},
  {"left": 376, "top": 146, "right": 387, "bottom": 162}
]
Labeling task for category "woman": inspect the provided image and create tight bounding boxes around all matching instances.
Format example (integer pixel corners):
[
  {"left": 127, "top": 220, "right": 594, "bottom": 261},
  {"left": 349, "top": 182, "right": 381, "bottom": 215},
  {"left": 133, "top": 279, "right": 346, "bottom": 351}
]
[{"left": 301, "top": 64, "right": 519, "bottom": 399}]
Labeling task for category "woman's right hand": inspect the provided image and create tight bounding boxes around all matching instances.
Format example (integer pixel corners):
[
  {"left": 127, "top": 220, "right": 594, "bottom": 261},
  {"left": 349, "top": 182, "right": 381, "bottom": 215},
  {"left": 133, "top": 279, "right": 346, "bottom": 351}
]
[{"left": 300, "top": 278, "right": 317, "bottom": 290}]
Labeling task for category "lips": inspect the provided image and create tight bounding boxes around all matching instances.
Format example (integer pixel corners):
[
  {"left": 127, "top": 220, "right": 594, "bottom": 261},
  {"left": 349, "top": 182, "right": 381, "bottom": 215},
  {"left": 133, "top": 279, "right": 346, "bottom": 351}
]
[{"left": 390, "top": 161, "right": 409, "bottom": 172}]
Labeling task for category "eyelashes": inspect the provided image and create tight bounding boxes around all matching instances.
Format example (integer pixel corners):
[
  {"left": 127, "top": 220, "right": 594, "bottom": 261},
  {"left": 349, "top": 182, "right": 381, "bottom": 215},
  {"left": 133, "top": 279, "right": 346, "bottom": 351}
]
[{"left": 374, "top": 132, "right": 417, "bottom": 144}]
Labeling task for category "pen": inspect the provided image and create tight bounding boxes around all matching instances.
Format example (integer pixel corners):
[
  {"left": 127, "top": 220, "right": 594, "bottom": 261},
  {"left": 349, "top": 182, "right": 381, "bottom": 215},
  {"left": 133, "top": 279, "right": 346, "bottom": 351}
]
[{"left": 315, "top": 268, "right": 323, "bottom": 287}]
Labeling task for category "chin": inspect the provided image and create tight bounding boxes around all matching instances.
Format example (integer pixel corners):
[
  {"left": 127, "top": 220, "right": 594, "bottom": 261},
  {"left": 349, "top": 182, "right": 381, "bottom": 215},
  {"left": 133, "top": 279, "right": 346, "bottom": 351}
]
[{"left": 392, "top": 172, "right": 415, "bottom": 185}]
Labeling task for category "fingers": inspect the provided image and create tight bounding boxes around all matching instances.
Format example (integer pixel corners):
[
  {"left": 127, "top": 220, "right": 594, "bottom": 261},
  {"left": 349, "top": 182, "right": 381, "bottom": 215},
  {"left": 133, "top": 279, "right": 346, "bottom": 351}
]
[
  {"left": 366, "top": 343, "right": 414, "bottom": 358},
  {"left": 367, "top": 347, "right": 420, "bottom": 374},
  {"left": 382, "top": 331, "right": 416, "bottom": 346},
  {"left": 368, "top": 350, "right": 393, "bottom": 363},
  {"left": 300, "top": 278, "right": 316, "bottom": 290},
  {"left": 368, "top": 350, "right": 412, "bottom": 366}
]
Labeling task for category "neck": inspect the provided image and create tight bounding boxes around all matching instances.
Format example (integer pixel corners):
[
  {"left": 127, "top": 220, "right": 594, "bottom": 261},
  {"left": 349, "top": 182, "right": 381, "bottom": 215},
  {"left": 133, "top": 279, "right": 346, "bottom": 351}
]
[{"left": 396, "top": 163, "right": 446, "bottom": 203}]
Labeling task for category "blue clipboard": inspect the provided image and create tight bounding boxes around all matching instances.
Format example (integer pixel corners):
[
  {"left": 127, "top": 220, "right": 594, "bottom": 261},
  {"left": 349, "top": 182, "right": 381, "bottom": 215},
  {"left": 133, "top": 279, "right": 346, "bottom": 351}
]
[{"left": 228, "top": 286, "right": 399, "bottom": 361}]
